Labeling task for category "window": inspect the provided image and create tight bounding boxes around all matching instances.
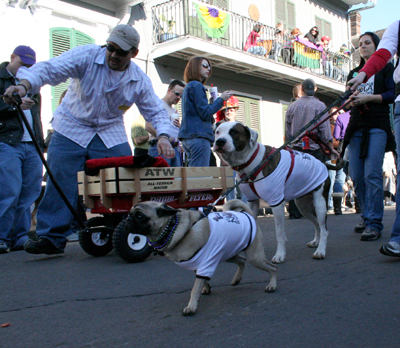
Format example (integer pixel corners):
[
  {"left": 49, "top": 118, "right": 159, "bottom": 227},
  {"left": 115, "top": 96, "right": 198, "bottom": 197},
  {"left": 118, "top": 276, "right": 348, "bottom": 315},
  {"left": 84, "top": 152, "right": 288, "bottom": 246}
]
[
  {"left": 236, "top": 96, "right": 260, "bottom": 135},
  {"left": 276, "top": 0, "right": 296, "bottom": 31},
  {"left": 315, "top": 16, "right": 332, "bottom": 38},
  {"left": 49, "top": 28, "right": 94, "bottom": 112},
  {"left": 177, "top": 94, "right": 260, "bottom": 135}
]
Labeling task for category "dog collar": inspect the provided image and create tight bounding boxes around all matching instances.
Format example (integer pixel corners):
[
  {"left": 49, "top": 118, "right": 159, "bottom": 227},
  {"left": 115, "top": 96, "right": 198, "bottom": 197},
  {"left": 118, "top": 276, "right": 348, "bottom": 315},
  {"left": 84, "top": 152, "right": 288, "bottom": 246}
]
[
  {"left": 232, "top": 143, "right": 260, "bottom": 171},
  {"left": 148, "top": 214, "right": 179, "bottom": 251}
]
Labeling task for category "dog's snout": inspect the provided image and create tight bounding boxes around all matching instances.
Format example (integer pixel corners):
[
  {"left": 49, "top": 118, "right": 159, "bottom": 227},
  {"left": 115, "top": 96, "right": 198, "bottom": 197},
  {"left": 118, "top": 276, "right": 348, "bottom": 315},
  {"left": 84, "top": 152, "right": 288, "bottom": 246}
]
[{"left": 216, "top": 138, "right": 226, "bottom": 148}]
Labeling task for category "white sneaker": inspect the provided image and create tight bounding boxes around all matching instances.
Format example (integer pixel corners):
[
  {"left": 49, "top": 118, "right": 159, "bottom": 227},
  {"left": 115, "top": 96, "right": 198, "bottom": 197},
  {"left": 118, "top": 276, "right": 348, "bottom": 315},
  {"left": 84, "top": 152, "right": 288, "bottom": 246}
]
[
  {"left": 67, "top": 232, "right": 79, "bottom": 242},
  {"left": 380, "top": 241, "right": 400, "bottom": 257}
]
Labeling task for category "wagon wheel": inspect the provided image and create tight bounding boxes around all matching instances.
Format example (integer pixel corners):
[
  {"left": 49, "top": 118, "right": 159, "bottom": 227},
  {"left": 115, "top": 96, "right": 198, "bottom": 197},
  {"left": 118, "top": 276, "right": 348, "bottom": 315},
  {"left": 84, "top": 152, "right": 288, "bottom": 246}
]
[
  {"left": 112, "top": 220, "right": 153, "bottom": 263},
  {"left": 79, "top": 216, "right": 114, "bottom": 257}
]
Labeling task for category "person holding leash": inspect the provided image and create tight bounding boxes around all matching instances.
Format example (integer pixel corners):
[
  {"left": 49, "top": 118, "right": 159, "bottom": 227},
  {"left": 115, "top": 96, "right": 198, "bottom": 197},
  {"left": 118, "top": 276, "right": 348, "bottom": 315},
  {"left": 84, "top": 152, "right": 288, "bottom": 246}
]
[
  {"left": 0, "top": 46, "right": 43, "bottom": 253},
  {"left": 3, "top": 24, "right": 175, "bottom": 255},
  {"left": 343, "top": 32, "right": 395, "bottom": 242},
  {"left": 347, "top": 20, "right": 400, "bottom": 255}
]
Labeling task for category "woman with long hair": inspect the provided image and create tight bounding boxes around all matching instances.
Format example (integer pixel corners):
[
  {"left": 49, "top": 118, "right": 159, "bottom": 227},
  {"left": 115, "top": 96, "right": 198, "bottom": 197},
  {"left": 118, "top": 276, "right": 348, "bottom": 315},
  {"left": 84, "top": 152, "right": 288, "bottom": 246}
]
[
  {"left": 179, "top": 57, "right": 232, "bottom": 166},
  {"left": 304, "top": 26, "right": 322, "bottom": 46},
  {"left": 347, "top": 20, "right": 400, "bottom": 256},
  {"left": 342, "top": 32, "right": 395, "bottom": 241}
]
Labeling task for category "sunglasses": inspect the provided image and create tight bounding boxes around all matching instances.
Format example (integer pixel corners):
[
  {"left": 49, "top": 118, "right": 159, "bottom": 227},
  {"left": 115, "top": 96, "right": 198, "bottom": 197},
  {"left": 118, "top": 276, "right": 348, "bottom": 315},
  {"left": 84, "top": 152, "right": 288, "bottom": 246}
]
[
  {"left": 171, "top": 89, "right": 182, "bottom": 97},
  {"left": 106, "top": 44, "right": 134, "bottom": 57},
  {"left": 202, "top": 63, "right": 211, "bottom": 69}
]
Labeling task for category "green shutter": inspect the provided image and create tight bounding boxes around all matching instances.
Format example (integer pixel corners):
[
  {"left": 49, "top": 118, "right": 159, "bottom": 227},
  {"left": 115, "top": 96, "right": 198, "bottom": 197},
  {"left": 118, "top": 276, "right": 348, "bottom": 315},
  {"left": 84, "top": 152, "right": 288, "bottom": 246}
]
[
  {"left": 315, "top": 16, "right": 332, "bottom": 38},
  {"left": 276, "top": 0, "right": 296, "bottom": 31},
  {"left": 49, "top": 28, "right": 95, "bottom": 113},
  {"left": 236, "top": 96, "right": 260, "bottom": 135}
]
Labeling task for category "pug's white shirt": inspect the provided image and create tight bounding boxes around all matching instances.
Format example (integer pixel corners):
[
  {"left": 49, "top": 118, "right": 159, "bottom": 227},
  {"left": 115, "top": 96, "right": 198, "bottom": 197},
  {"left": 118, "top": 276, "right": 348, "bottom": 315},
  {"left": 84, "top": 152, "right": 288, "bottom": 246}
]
[{"left": 176, "top": 211, "right": 256, "bottom": 279}]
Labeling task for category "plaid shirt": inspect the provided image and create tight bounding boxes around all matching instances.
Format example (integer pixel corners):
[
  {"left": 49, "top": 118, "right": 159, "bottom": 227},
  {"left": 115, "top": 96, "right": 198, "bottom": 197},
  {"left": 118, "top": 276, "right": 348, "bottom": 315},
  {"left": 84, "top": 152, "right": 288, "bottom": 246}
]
[
  {"left": 17, "top": 45, "right": 169, "bottom": 148},
  {"left": 285, "top": 96, "right": 332, "bottom": 151}
]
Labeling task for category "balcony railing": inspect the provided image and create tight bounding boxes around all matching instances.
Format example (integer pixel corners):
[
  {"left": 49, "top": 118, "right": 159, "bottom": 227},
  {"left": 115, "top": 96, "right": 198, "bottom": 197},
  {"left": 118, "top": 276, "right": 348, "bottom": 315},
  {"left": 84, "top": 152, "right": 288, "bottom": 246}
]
[{"left": 152, "top": 0, "right": 355, "bottom": 83}]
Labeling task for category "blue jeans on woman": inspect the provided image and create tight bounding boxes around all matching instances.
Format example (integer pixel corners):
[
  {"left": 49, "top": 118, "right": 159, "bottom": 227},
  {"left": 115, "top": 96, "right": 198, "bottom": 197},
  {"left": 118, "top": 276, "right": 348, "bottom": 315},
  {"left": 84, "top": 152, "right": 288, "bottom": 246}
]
[
  {"left": 347, "top": 128, "right": 387, "bottom": 234},
  {"left": 35, "top": 132, "right": 132, "bottom": 250},
  {"left": 182, "top": 138, "right": 211, "bottom": 167},
  {"left": 390, "top": 102, "right": 400, "bottom": 243},
  {"left": 327, "top": 167, "right": 346, "bottom": 209}
]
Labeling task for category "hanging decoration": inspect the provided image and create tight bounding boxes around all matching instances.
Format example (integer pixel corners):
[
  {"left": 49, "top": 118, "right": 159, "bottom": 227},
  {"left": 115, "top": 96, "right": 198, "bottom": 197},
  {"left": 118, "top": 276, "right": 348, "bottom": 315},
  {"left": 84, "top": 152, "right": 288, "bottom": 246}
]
[{"left": 194, "top": 3, "right": 231, "bottom": 38}]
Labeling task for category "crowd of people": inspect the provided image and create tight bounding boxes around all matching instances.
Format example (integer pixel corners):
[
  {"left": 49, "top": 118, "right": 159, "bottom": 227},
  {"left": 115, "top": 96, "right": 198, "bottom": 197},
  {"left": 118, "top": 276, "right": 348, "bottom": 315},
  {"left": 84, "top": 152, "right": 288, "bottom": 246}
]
[
  {"left": 244, "top": 23, "right": 351, "bottom": 82},
  {"left": 0, "top": 19, "right": 399, "bottom": 259}
]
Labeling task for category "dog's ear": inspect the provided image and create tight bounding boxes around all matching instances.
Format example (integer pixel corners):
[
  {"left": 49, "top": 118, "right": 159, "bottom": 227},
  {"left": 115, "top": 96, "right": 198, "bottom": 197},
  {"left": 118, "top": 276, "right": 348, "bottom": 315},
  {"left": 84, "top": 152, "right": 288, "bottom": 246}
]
[
  {"left": 156, "top": 203, "right": 180, "bottom": 217},
  {"left": 244, "top": 126, "right": 258, "bottom": 147}
]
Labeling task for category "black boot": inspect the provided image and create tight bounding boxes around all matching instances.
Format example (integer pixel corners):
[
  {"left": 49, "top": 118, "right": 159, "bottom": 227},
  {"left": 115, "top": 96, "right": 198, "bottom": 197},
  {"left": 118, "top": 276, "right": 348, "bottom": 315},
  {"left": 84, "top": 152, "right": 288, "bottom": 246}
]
[{"left": 333, "top": 196, "right": 342, "bottom": 215}]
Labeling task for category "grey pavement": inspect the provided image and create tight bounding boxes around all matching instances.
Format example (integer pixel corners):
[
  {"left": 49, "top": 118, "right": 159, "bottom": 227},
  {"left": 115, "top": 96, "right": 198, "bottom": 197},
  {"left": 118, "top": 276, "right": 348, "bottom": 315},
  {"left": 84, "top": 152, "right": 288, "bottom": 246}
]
[{"left": 1, "top": 206, "right": 399, "bottom": 348}]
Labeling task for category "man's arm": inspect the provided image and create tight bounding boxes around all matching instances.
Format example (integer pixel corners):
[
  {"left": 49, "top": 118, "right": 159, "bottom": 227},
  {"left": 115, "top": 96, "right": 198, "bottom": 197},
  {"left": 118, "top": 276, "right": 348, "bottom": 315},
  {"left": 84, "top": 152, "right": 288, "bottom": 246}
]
[{"left": 3, "top": 45, "right": 93, "bottom": 102}]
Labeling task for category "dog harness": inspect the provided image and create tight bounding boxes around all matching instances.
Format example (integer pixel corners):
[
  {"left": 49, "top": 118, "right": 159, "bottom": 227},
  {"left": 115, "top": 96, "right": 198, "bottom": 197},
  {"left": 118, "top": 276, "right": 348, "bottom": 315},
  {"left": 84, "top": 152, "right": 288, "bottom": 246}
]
[
  {"left": 176, "top": 211, "right": 256, "bottom": 280},
  {"left": 239, "top": 149, "right": 328, "bottom": 206}
]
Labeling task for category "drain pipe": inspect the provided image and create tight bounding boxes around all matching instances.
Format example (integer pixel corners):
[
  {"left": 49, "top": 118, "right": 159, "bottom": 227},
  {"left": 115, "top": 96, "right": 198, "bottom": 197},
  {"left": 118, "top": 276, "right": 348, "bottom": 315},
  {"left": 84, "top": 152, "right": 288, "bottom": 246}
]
[{"left": 347, "top": 0, "right": 377, "bottom": 69}]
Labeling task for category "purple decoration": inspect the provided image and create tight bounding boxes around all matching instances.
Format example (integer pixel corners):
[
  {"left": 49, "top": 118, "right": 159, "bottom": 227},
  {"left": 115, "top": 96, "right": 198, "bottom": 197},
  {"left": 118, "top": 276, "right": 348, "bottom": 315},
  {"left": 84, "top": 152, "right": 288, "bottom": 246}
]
[{"left": 207, "top": 6, "right": 219, "bottom": 18}]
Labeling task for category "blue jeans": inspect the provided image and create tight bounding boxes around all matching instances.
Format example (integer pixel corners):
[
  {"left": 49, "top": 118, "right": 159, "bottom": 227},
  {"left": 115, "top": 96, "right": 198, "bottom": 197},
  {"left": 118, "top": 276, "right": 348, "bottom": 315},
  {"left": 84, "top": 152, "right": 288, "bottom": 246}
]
[
  {"left": 390, "top": 102, "right": 400, "bottom": 243},
  {"left": 324, "top": 60, "right": 333, "bottom": 78},
  {"left": 181, "top": 138, "right": 211, "bottom": 167},
  {"left": 274, "top": 42, "right": 282, "bottom": 61},
  {"left": 148, "top": 144, "right": 181, "bottom": 167},
  {"left": 247, "top": 46, "right": 266, "bottom": 56},
  {"left": 327, "top": 167, "right": 346, "bottom": 209},
  {"left": 35, "top": 132, "right": 131, "bottom": 249},
  {"left": 0, "top": 142, "right": 42, "bottom": 249},
  {"left": 348, "top": 128, "right": 387, "bottom": 234}
]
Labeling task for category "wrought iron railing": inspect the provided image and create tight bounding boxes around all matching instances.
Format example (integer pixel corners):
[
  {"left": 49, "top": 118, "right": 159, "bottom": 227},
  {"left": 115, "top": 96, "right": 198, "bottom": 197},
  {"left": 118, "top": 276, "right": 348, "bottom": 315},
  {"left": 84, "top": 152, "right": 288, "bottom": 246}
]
[{"left": 151, "top": 0, "right": 355, "bottom": 83}]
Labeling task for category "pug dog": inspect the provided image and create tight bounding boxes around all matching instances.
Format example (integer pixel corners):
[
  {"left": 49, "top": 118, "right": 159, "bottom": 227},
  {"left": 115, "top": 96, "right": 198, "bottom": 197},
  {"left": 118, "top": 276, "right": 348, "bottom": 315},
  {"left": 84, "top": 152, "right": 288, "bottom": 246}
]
[{"left": 125, "top": 199, "right": 277, "bottom": 316}]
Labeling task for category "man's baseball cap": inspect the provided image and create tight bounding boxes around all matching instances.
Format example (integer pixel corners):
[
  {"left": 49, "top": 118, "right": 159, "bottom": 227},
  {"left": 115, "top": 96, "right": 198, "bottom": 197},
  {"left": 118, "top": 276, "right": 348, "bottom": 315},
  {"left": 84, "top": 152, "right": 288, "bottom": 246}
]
[
  {"left": 302, "top": 78, "right": 316, "bottom": 96},
  {"left": 13, "top": 45, "right": 36, "bottom": 65},
  {"left": 107, "top": 24, "right": 140, "bottom": 51}
]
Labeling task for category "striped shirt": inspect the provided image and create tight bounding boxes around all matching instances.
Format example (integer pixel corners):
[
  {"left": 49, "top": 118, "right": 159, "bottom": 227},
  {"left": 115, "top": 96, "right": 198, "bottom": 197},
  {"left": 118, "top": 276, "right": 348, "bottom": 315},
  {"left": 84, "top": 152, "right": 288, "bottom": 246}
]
[
  {"left": 17, "top": 44, "right": 170, "bottom": 148},
  {"left": 285, "top": 96, "right": 332, "bottom": 151}
]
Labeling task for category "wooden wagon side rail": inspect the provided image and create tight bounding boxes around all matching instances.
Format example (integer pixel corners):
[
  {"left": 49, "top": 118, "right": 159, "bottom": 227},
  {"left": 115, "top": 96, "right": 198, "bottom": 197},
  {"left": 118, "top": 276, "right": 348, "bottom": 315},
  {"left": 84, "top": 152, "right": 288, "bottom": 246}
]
[{"left": 77, "top": 166, "right": 234, "bottom": 210}]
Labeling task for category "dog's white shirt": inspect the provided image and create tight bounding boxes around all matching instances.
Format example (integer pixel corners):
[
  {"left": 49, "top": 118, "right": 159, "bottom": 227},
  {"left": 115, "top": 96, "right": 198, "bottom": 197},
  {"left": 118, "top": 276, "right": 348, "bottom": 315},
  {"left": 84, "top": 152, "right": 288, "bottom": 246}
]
[
  {"left": 176, "top": 211, "right": 256, "bottom": 279},
  {"left": 239, "top": 149, "right": 328, "bottom": 206}
]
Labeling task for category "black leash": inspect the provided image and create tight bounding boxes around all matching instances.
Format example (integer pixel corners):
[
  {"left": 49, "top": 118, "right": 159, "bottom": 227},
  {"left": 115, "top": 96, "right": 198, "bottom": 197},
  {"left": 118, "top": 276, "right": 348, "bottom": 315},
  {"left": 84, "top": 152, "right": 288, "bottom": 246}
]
[
  {"left": 8, "top": 93, "right": 86, "bottom": 229},
  {"left": 203, "top": 89, "right": 353, "bottom": 216}
]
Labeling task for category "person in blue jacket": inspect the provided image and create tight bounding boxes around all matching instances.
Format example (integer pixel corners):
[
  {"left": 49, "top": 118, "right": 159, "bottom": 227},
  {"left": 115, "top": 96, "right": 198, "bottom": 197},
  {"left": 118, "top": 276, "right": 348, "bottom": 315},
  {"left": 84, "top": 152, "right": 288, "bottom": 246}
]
[{"left": 179, "top": 57, "right": 232, "bottom": 167}]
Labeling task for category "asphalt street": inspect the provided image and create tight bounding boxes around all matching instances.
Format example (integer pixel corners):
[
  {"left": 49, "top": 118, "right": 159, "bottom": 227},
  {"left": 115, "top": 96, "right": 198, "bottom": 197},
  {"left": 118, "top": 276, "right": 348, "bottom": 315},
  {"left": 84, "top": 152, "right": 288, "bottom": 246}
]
[{"left": 1, "top": 207, "right": 399, "bottom": 348}]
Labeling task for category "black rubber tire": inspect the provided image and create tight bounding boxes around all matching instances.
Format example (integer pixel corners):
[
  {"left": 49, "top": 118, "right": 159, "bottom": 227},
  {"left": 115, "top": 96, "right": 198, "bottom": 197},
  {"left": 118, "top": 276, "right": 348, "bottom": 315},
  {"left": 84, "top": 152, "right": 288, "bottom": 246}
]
[
  {"left": 112, "top": 220, "right": 153, "bottom": 263},
  {"left": 79, "top": 216, "right": 113, "bottom": 257}
]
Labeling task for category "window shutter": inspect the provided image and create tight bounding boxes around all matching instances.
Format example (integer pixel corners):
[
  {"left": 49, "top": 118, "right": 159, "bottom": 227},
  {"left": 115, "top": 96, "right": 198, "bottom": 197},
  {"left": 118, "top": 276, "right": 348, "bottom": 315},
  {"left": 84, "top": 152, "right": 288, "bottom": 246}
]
[
  {"left": 49, "top": 28, "right": 94, "bottom": 112},
  {"left": 236, "top": 100, "right": 246, "bottom": 124},
  {"left": 324, "top": 21, "right": 332, "bottom": 38},
  {"left": 249, "top": 101, "right": 259, "bottom": 132},
  {"left": 236, "top": 96, "right": 260, "bottom": 135},
  {"left": 276, "top": 0, "right": 286, "bottom": 25},
  {"left": 74, "top": 31, "right": 94, "bottom": 46},
  {"left": 287, "top": 1, "right": 296, "bottom": 31},
  {"left": 315, "top": 17, "right": 322, "bottom": 32}
]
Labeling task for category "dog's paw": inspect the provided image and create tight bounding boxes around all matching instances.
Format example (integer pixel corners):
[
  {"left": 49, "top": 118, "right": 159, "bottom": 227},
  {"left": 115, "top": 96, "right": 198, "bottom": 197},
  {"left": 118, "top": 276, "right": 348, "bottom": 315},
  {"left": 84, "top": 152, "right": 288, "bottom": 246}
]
[
  {"left": 202, "top": 282, "right": 211, "bottom": 295},
  {"left": 272, "top": 254, "right": 285, "bottom": 263},
  {"left": 182, "top": 306, "right": 197, "bottom": 316},
  {"left": 265, "top": 284, "right": 276, "bottom": 293},
  {"left": 312, "top": 251, "right": 326, "bottom": 259},
  {"left": 307, "top": 240, "right": 319, "bottom": 248}
]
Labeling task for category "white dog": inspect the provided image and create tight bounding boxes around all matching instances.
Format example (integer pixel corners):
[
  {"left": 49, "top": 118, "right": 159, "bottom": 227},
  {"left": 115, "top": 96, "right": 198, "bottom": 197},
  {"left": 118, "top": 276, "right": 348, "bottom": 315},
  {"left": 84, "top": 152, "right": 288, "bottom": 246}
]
[{"left": 213, "top": 122, "right": 331, "bottom": 263}]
